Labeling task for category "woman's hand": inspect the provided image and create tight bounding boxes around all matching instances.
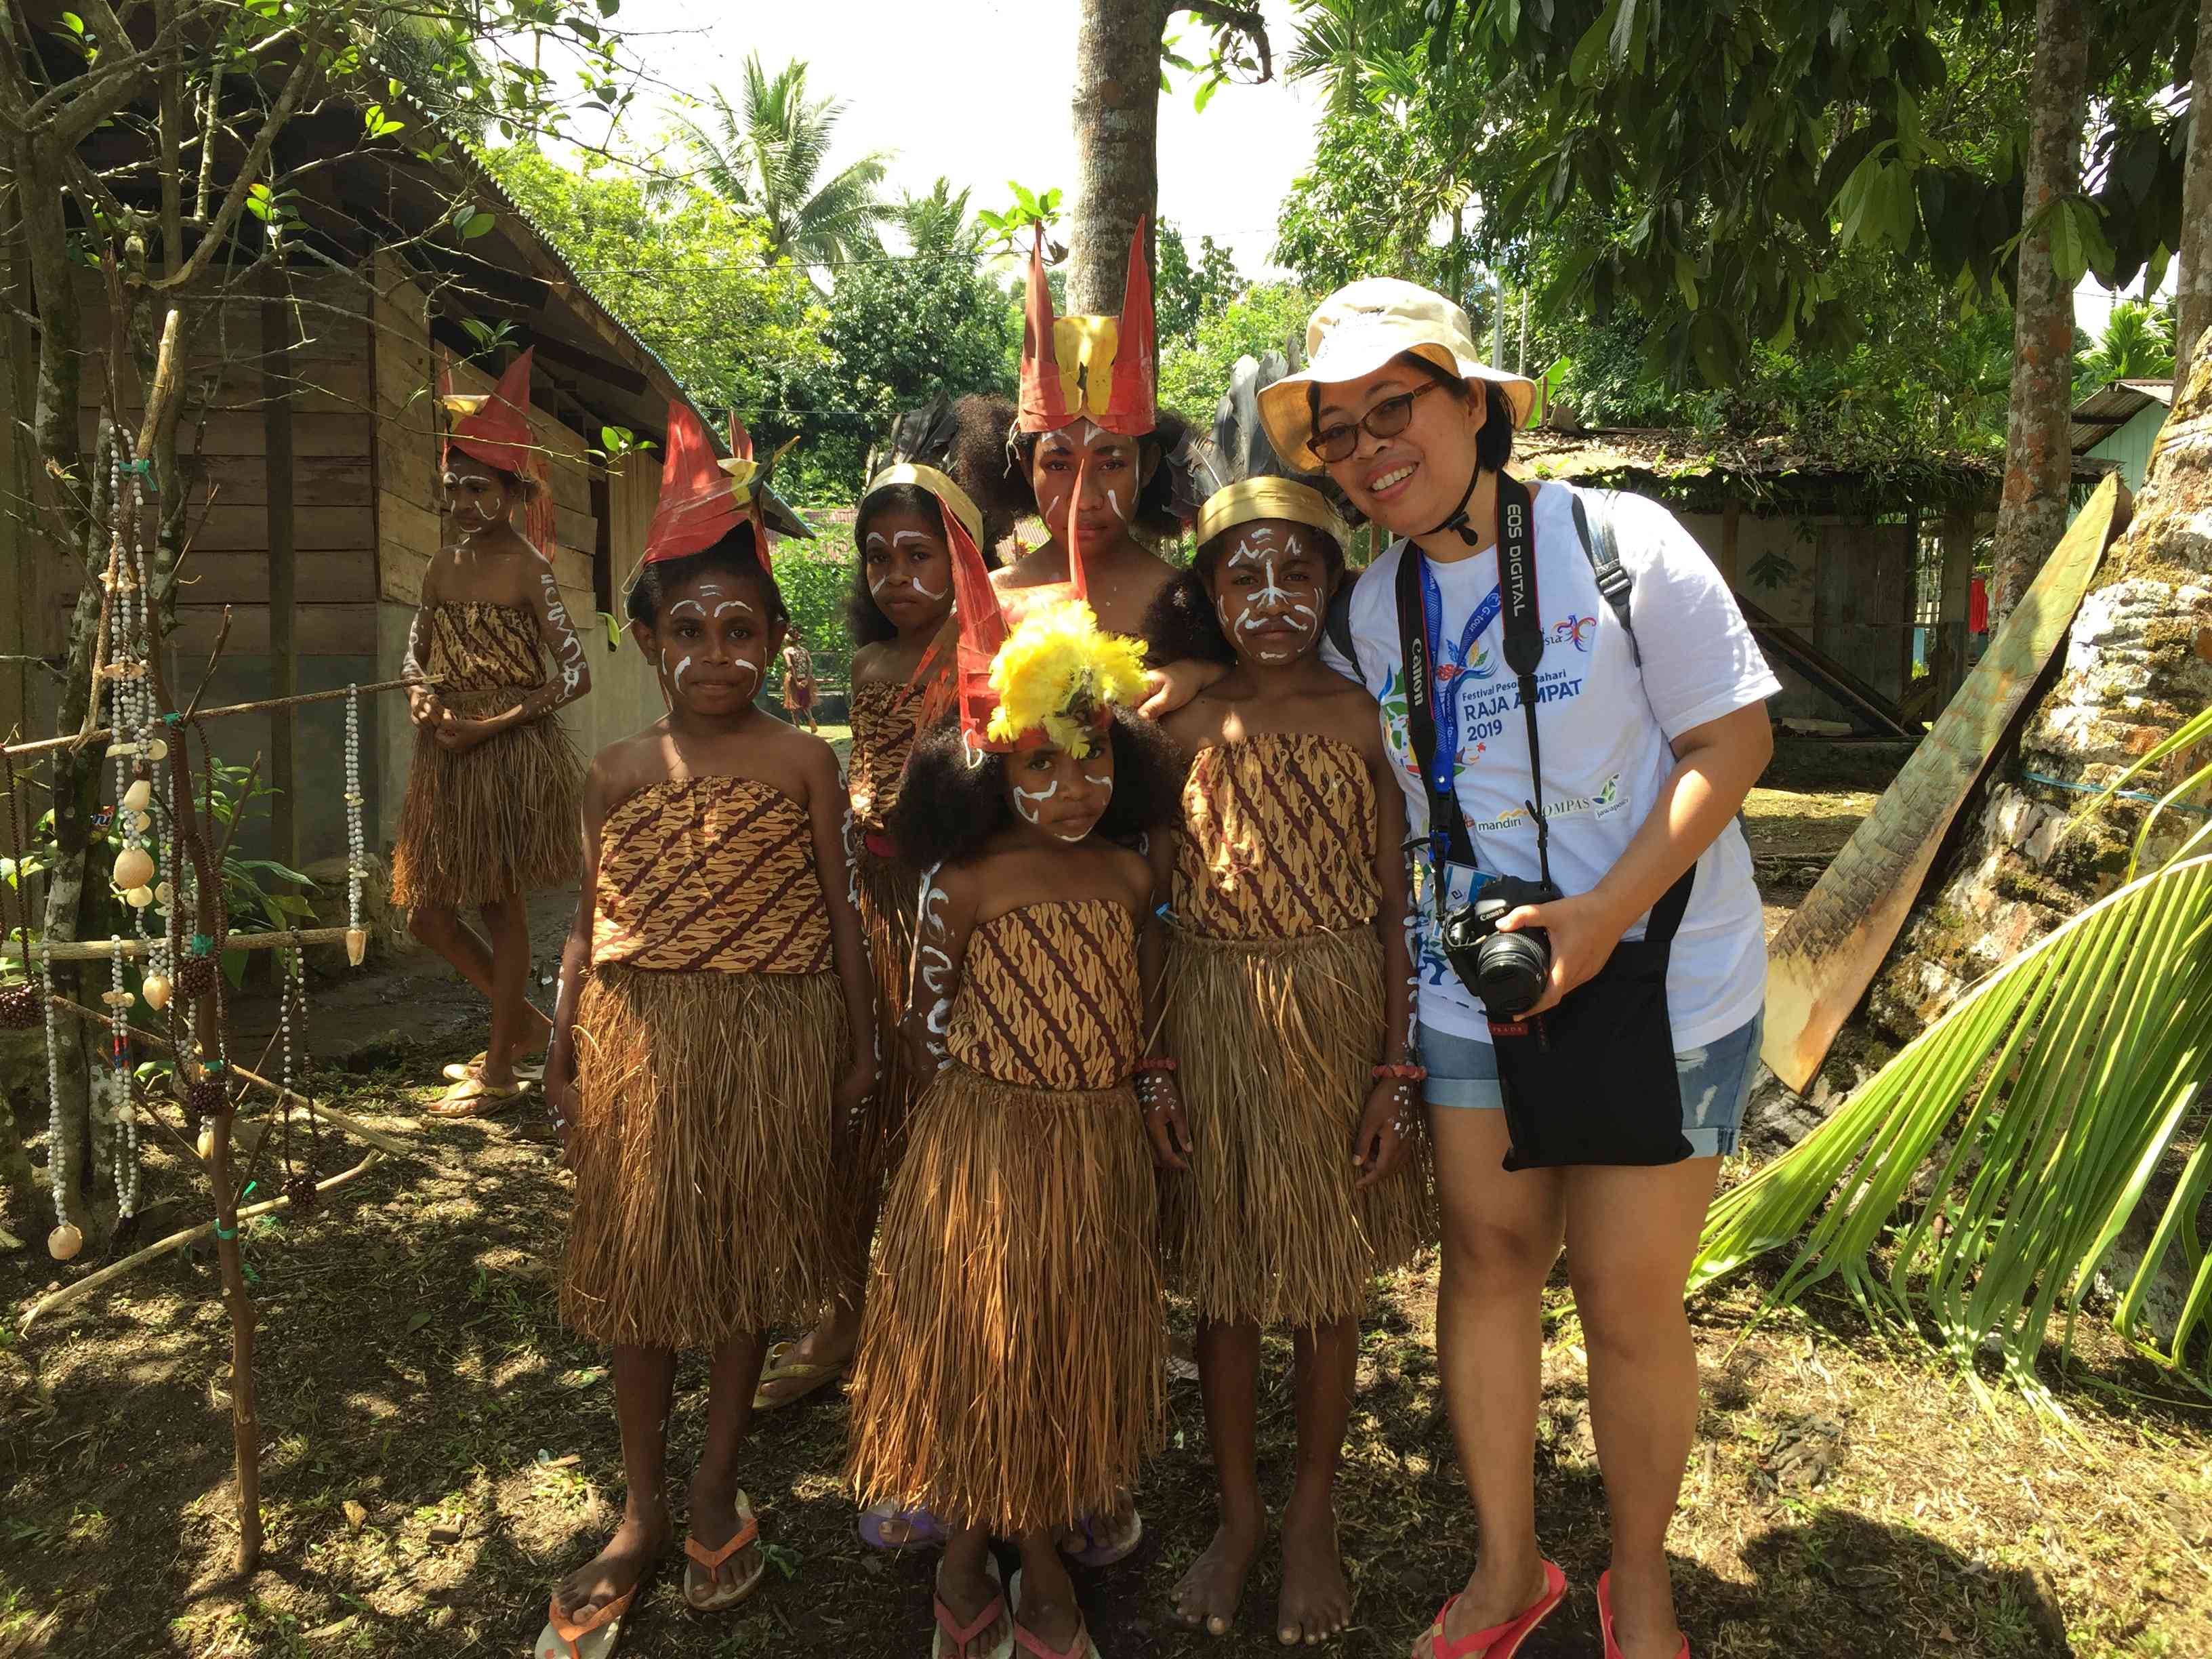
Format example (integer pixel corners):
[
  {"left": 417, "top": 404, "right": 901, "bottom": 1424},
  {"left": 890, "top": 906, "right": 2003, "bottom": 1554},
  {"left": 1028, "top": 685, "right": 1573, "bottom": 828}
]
[
  {"left": 1138, "top": 659, "right": 1229, "bottom": 720},
  {"left": 1141, "top": 1075, "right": 1191, "bottom": 1171},
  {"left": 407, "top": 686, "right": 443, "bottom": 728},
  {"left": 544, "top": 1062, "right": 579, "bottom": 1170},
  {"left": 1493, "top": 888, "right": 1639, "bottom": 1017},
  {"left": 432, "top": 712, "right": 493, "bottom": 752},
  {"left": 1352, "top": 1078, "right": 1414, "bottom": 1189}
]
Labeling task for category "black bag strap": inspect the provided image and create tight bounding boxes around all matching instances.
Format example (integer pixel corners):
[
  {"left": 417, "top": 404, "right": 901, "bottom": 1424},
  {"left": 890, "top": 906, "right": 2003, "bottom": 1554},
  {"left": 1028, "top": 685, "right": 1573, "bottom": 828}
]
[
  {"left": 1323, "top": 581, "right": 1356, "bottom": 666},
  {"left": 1496, "top": 476, "right": 1557, "bottom": 893},
  {"left": 1394, "top": 547, "right": 1476, "bottom": 867},
  {"left": 1570, "top": 487, "right": 1639, "bottom": 664}
]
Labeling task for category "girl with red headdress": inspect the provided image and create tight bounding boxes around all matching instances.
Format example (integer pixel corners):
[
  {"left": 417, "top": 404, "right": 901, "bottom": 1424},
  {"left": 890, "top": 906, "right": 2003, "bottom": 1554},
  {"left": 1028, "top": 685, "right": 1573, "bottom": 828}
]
[
  {"left": 393, "top": 350, "right": 592, "bottom": 1115},
  {"left": 947, "top": 222, "right": 1196, "bottom": 643},
  {"left": 845, "top": 482, "right": 1183, "bottom": 1659},
  {"left": 753, "top": 399, "right": 980, "bottom": 1431},
  {"left": 534, "top": 402, "right": 876, "bottom": 1659}
]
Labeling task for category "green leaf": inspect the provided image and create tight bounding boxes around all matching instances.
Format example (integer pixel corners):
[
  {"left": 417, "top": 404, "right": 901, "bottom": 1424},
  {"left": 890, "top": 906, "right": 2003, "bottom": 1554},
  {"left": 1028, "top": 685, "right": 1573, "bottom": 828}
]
[
  {"left": 1570, "top": 3, "right": 1616, "bottom": 84},
  {"left": 1673, "top": 252, "right": 1700, "bottom": 312},
  {"left": 406, "top": 1309, "right": 432, "bottom": 1333},
  {"left": 1608, "top": 0, "right": 1639, "bottom": 69},
  {"left": 1193, "top": 77, "right": 1217, "bottom": 115},
  {"left": 460, "top": 211, "right": 497, "bottom": 240}
]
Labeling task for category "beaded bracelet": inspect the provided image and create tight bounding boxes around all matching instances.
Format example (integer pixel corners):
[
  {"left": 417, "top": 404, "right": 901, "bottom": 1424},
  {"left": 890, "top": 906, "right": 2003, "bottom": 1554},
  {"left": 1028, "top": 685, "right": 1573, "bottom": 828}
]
[
  {"left": 1133, "top": 1056, "right": 1179, "bottom": 1075},
  {"left": 1372, "top": 1061, "right": 1428, "bottom": 1082}
]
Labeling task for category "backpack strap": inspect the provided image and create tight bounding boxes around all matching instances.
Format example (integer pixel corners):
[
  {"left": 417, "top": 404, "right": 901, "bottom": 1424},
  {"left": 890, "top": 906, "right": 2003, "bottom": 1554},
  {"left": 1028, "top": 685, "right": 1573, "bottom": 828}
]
[
  {"left": 1323, "top": 576, "right": 1359, "bottom": 667},
  {"left": 1570, "top": 487, "right": 1639, "bottom": 665}
]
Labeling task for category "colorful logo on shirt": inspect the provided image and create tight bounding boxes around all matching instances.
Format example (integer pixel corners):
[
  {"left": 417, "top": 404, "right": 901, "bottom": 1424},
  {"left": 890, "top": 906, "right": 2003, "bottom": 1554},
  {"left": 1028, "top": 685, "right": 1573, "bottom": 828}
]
[
  {"left": 1549, "top": 613, "right": 1596, "bottom": 653},
  {"left": 1473, "top": 772, "right": 1626, "bottom": 834},
  {"left": 1376, "top": 666, "right": 1420, "bottom": 781}
]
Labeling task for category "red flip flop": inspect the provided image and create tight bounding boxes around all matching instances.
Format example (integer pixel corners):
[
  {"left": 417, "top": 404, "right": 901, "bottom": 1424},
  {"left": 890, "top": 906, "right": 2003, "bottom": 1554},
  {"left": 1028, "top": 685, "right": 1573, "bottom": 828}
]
[
  {"left": 1414, "top": 1559, "right": 1567, "bottom": 1659},
  {"left": 1597, "top": 1570, "right": 1689, "bottom": 1659}
]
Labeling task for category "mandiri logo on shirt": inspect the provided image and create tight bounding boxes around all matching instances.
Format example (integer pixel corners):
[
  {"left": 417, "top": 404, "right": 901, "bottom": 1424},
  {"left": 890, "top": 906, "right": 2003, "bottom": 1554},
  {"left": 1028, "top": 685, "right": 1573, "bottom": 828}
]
[{"left": 1474, "top": 773, "right": 1626, "bottom": 834}]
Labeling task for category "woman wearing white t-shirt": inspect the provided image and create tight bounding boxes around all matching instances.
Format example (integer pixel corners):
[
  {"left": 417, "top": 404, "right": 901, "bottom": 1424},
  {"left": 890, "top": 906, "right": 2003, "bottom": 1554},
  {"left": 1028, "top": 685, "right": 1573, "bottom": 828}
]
[{"left": 1158, "top": 281, "right": 1776, "bottom": 1659}]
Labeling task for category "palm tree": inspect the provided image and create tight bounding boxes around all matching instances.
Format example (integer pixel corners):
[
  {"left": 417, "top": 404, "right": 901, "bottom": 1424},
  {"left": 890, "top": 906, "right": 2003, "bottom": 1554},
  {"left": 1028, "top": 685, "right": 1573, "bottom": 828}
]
[
  {"left": 672, "top": 54, "right": 893, "bottom": 270},
  {"left": 898, "top": 177, "right": 978, "bottom": 258},
  {"left": 2080, "top": 298, "right": 2178, "bottom": 388}
]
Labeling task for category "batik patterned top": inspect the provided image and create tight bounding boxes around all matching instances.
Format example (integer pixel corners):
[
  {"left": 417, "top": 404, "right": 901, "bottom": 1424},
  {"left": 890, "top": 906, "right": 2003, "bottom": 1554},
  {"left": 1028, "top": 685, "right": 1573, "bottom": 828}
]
[
  {"left": 946, "top": 899, "right": 1140, "bottom": 1090},
  {"left": 846, "top": 681, "right": 924, "bottom": 835},
  {"left": 592, "top": 777, "right": 832, "bottom": 973},
  {"left": 424, "top": 601, "right": 547, "bottom": 691},
  {"left": 1174, "top": 735, "right": 1380, "bottom": 941}
]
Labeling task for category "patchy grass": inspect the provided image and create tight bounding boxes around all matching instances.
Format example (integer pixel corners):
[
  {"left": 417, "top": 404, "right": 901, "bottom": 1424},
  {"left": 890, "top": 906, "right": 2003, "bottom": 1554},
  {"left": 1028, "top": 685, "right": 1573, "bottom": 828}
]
[{"left": 4, "top": 1049, "right": 2210, "bottom": 1658}]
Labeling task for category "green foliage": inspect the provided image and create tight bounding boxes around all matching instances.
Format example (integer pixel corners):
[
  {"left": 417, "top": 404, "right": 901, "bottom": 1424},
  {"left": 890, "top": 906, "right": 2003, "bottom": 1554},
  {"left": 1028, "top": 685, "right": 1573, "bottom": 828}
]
[
  {"left": 1695, "top": 717, "right": 2212, "bottom": 1412},
  {"left": 486, "top": 146, "right": 828, "bottom": 422},
  {"left": 1273, "top": 94, "right": 1469, "bottom": 297},
  {"left": 670, "top": 54, "right": 893, "bottom": 270},
  {"left": 1288, "top": 0, "right": 2194, "bottom": 386},
  {"left": 1158, "top": 282, "right": 1315, "bottom": 422},
  {"left": 1155, "top": 221, "right": 1243, "bottom": 343},
  {"left": 770, "top": 541, "right": 856, "bottom": 684},
  {"left": 2078, "top": 300, "right": 2177, "bottom": 391},
  {"left": 975, "top": 182, "right": 1065, "bottom": 255}
]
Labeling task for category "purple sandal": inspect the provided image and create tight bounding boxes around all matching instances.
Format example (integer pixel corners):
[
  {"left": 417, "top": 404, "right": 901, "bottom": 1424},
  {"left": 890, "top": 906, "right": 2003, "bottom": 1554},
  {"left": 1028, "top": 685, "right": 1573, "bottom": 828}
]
[
  {"left": 1059, "top": 1504, "right": 1143, "bottom": 1568},
  {"left": 859, "top": 1500, "right": 949, "bottom": 1553}
]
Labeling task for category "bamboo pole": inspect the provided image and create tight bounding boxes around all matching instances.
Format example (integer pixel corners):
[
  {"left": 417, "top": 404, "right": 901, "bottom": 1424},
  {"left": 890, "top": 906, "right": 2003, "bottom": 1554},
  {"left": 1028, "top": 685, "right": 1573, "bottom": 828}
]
[
  {"left": 0, "top": 675, "right": 428, "bottom": 759},
  {"left": 3, "top": 926, "right": 352, "bottom": 964},
  {"left": 20, "top": 1151, "right": 382, "bottom": 1334}
]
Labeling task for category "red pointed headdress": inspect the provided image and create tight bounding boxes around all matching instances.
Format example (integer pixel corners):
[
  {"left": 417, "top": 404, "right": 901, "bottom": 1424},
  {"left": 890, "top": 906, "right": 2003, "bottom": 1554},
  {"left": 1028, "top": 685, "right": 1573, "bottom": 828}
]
[
  {"left": 635, "top": 401, "right": 795, "bottom": 576},
  {"left": 441, "top": 348, "right": 554, "bottom": 552},
  {"left": 1016, "top": 219, "right": 1158, "bottom": 438}
]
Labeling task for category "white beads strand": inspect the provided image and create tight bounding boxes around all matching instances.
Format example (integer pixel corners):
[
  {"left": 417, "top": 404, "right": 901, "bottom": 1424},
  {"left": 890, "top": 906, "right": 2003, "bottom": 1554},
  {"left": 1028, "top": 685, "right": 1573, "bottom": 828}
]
[
  {"left": 344, "top": 684, "right": 365, "bottom": 966},
  {"left": 40, "top": 941, "right": 79, "bottom": 1259}
]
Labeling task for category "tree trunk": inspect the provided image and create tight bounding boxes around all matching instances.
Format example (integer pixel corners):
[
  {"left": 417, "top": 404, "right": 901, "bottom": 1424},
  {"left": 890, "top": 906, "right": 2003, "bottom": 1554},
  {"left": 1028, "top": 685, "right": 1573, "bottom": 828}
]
[
  {"left": 2176, "top": 0, "right": 2212, "bottom": 394},
  {"left": 1069, "top": 0, "right": 1166, "bottom": 314},
  {"left": 1986, "top": 0, "right": 2091, "bottom": 630},
  {"left": 1750, "top": 327, "right": 2212, "bottom": 1153}
]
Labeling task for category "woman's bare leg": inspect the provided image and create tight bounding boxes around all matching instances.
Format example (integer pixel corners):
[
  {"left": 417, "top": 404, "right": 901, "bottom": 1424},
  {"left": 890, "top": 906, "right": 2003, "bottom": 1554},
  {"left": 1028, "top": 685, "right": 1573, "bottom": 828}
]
[
  {"left": 478, "top": 891, "right": 549, "bottom": 1086},
  {"left": 1564, "top": 1157, "right": 1721, "bottom": 1659},
  {"left": 1429, "top": 1105, "right": 1565, "bottom": 1646}
]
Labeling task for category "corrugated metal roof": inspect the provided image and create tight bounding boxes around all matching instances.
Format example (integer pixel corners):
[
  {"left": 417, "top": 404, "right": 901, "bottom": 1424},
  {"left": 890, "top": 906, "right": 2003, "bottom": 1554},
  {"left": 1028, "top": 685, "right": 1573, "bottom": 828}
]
[{"left": 2071, "top": 378, "right": 2174, "bottom": 454}]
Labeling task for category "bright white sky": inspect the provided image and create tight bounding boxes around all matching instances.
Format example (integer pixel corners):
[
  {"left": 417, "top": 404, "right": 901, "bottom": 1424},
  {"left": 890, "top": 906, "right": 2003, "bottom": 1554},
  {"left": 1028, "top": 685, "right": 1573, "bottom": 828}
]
[{"left": 582, "top": 0, "right": 1325, "bottom": 280}]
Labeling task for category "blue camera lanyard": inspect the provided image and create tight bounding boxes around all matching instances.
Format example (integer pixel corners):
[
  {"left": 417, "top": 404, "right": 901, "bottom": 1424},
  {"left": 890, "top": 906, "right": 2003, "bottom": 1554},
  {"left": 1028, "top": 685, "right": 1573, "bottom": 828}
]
[{"left": 1416, "top": 569, "right": 1500, "bottom": 869}]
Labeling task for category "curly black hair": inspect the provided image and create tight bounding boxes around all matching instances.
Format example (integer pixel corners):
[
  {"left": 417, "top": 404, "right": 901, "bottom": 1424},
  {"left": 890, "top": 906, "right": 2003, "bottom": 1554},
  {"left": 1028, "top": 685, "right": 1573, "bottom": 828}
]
[
  {"left": 844, "top": 481, "right": 998, "bottom": 649},
  {"left": 889, "top": 707, "right": 1185, "bottom": 872},
  {"left": 949, "top": 392, "right": 1193, "bottom": 548},
  {"left": 1139, "top": 520, "right": 1349, "bottom": 669},
  {"left": 624, "top": 525, "right": 788, "bottom": 628}
]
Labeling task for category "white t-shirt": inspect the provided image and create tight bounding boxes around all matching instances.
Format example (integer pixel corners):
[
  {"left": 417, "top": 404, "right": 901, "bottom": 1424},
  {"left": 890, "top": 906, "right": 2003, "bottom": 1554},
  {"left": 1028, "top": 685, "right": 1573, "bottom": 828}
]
[{"left": 1322, "top": 481, "right": 1780, "bottom": 1048}]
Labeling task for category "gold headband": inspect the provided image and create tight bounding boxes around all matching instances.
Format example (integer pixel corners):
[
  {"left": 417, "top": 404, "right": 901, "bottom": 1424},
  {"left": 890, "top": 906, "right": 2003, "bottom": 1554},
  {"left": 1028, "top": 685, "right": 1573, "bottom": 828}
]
[
  {"left": 863, "top": 462, "right": 984, "bottom": 548},
  {"left": 1194, "top": 476, "right": 1349, "bottom": 554}
]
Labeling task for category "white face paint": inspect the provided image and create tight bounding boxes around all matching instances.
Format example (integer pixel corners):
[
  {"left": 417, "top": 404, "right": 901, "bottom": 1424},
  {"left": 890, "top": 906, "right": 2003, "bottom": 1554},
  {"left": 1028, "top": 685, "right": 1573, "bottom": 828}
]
[
  {"left": 1105, "top": 488, "right": 1124, "bottom": 522},
  {"left": 1217, "top": 532, "right": 1320, "bottom": 663},
  {"left": 1012, "top": 778, "right": 1059, "bottom": 825},
  {"left": 714, "top": 598, "right": 754, "bottom": 619},
  {"left": 671, "top": 655, "right": 693, "bottom": 689},
  {"left": 668, "top": 599, "right": 706, "bottom": 618}
]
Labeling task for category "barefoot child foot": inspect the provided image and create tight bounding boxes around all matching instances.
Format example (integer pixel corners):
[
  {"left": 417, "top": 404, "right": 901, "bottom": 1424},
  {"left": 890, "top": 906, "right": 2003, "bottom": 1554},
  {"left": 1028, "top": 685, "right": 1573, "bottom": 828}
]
[
  {"left": 1275, "top": 1485, "right": 1351, "bottom": 1645},
  {"left": 546, "top": 410, "right": 874, "bottom": 1643},
  {"left": 1170, "top": 1521, "right": 1260, "bottom": 1637}
]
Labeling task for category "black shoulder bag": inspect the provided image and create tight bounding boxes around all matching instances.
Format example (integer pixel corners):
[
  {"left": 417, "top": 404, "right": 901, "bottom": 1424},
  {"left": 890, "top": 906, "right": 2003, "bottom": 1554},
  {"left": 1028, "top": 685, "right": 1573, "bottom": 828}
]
[{"left": 1404, "top": 475, "right": 1697, "bottom": 1170}]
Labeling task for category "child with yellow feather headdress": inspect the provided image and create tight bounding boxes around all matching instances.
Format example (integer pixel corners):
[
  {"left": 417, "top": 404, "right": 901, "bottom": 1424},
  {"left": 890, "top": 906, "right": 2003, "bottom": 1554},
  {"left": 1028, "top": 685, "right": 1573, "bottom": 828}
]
[
  {"left": 1136, "top": 354, "right": 1431, "bottom": 1645},
  {"left": 845, "top": 479, "right": 1183, "bottom": 1659}
]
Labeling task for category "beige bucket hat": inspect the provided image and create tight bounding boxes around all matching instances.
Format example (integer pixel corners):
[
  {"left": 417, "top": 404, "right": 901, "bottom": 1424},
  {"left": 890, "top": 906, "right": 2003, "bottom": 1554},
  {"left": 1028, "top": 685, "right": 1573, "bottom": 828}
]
[{"left": 1257, "top": 278, "right": 1538, "bottom": 472}]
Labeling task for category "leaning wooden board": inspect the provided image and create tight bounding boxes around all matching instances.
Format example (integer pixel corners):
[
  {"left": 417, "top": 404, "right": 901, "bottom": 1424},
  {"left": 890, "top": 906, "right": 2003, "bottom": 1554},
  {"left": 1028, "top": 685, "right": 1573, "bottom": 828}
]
[{"left": 1761, "top": 474, "right": 2132, "bottom": 1094}]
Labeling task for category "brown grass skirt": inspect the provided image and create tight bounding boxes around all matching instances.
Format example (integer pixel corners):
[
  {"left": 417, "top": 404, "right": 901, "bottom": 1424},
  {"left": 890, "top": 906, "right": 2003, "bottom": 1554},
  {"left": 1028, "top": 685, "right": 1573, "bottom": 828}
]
[
  {"left": 848, "top": 844, "right": 922, "bottom": 1206},
  {"left": 846, "top": 1063, "right": 1165, "bottom": 1535},
  {"left": 560, "top": 963, "right": 847, "bottom": 1350},
  {"left": 389, "top": 689, "right": 583, "bottom": 911},
  {"left": 1162, "top": 924, "right": 1433, "bottom": 1328}
]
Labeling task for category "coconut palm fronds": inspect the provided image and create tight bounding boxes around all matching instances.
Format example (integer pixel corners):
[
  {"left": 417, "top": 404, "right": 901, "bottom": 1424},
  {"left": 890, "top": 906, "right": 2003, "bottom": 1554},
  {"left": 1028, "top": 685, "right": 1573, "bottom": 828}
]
[{"left": 1694, "top": 814, "right": 2212, "bottom": 1414}]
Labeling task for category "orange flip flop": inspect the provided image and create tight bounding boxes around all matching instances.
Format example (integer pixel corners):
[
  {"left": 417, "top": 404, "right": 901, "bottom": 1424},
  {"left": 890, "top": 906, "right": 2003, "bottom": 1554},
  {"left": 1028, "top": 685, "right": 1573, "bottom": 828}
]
[
  {"left": 684, "top": 1494, "right": 765, "bottom": 1612},
  {"left": 535, "top": 1579, "right": 641, "bottom": 1659},
  {"left": 1413, "top": 1559, "right": 1566, "bottom": 1659}
]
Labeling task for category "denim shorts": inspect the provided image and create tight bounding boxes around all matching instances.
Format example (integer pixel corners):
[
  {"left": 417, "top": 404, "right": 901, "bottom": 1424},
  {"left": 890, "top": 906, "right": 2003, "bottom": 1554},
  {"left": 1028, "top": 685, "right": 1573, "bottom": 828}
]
[{"left": 1418, "top": 1010, "right": 1763, "bottom": 1158}]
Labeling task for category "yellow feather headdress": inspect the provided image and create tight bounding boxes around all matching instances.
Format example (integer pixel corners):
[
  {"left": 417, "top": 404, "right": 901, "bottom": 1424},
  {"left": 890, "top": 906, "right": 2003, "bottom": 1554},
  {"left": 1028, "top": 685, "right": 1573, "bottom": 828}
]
[{"left": 983, "top": 600, "right": 1148, "bottom": 758}]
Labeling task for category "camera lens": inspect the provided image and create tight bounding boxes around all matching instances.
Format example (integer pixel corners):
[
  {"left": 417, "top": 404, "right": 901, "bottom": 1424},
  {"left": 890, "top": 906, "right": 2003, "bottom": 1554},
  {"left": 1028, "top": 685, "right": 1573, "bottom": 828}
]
[{"left": 1474, "top": 931, "right": 1550, "bottom": 1017}]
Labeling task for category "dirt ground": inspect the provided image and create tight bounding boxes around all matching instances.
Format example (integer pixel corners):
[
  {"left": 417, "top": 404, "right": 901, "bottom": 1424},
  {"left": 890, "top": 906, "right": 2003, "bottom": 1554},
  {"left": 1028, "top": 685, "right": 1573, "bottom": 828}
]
[{"left": 7, "top": 743, "right": 2211, "bottom": 1658}]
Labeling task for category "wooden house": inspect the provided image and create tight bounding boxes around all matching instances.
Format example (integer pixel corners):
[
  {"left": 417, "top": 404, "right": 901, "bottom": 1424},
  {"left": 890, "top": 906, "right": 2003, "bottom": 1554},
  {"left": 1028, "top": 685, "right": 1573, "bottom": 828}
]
[{"left": 1, "top": 114, "right": 803, "bottom": 887}]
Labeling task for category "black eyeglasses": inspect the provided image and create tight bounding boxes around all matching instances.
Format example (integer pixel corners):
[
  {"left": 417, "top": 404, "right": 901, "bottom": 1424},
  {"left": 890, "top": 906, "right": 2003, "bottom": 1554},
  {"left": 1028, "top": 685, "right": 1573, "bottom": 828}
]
[{"left": 1310, "top": 380, "right": 1445, "bottom": 463}]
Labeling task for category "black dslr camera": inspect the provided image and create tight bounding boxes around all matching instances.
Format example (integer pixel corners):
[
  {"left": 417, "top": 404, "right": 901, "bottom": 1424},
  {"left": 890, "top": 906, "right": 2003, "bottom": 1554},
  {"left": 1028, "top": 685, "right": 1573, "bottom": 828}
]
[{"left": 1438, "top": 875, "right": 1561, "bottom": 1019}]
